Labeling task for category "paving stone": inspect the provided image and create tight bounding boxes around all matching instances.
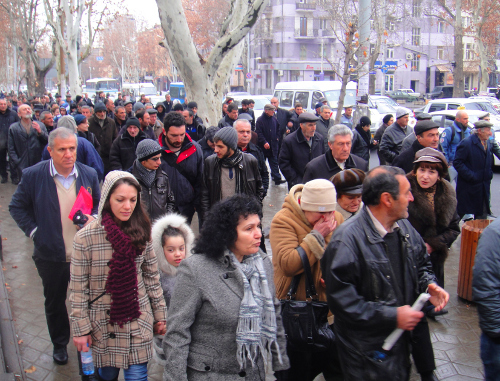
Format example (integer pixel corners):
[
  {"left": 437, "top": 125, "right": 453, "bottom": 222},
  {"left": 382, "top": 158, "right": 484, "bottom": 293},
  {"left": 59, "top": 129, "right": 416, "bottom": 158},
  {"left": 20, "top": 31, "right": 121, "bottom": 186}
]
[
  {"left": 435, "top": 363, "right": 458, "bottom": 378},
  {"left": 453, "top": 363, "right": 483, "bottom": 379}
]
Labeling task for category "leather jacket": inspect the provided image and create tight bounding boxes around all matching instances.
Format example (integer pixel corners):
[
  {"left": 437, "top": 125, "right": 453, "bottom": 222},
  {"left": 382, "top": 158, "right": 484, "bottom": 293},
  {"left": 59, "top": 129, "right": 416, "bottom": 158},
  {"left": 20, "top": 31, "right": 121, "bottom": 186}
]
[
  {"left": 201, "top": 152, "right": 264, "bottom": 216},
  {"left": 131, "top": 162, "right": 176, "bottom": 221}
]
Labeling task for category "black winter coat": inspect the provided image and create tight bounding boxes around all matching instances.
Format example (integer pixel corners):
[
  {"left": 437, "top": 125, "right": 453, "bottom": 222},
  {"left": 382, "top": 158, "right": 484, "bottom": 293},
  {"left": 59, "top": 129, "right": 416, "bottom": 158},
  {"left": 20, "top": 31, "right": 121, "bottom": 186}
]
[
  {"left": 274, "top": 108, "right": 292, "bottom": 138},
  {"left": 197, "top": 136, "right": 214, "bottom": 160},
  {"left": 0, "top": 108, "right": 20, "bottom": 150},
  {"left": 351, "top": 128, "right": 374, "bottom": 162},
  {"left": 256, "top": 113, "right": 280, "bottom": 157},
  {"left": 131, "top": 161, "right": 176, "bottom": 221},
  {"left": 279, "top": 128, "right": 325, "bottom": 189},
  {"left": 321, "top": 206, "right": 437, "bottom": 381},
  {"left": 77, "top": 130, "right": 101, "bottom": 152},
  {"left": 243, "top": 142, "right": 269, "bottom": 196},
  {"left": 315, "top": 117, "right": 334, "bottom": 151},
  {"left": 88, "top": 115, "right": 117, "bottom": 174},
  {"left": 379, "top": 122, "right": 412, "bottom": 164},
  {"left": 217, "top": 115, "right": 235, "bottom": 128},
  {"left": 407, "top": 174, "right": 460, "bottom": 265},
  {"left": 454, "top": 134, "right": 493, "bottom": 217},
  {"left": 109, "top": 130, "right": 148, "bottom": 171},
  {"left": 186, "top": 121, "right": 205, "bottom": 141},
  {"left": 8, "top": 121, "right": 48, "bottom": 172},
  {"left": 303, "top": 151, "right": 368, "bottom": 183},
  {"left": 392, "top": 139, "right": 426, "bottom": 173},
  {"left": 159, "top": 134, "right": 204, "bottom": 218},
  {"left": 200, "top": 152, "right": 264, "bottom": 216}
]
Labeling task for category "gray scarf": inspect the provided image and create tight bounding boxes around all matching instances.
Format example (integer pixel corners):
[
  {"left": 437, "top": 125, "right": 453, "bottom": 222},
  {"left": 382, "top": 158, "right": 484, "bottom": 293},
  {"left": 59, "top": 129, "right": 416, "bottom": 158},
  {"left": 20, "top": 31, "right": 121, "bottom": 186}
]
[
  {"left": 135, "top": 159, "right": 156, "bottom": 188},
  {"left": 229, "top": 251, "right": 282, "bottom": 371}
]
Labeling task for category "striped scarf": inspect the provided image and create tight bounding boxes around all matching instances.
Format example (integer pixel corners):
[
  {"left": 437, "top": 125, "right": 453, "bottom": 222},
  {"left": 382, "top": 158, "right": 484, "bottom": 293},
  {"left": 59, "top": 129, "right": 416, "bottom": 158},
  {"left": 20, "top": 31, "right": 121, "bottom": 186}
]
[
  {"left": 217, "top": 149, "right": 244, "bottom": 194},
  {"left": 229, "top": 251, "right": 282, "bottom": 371}
]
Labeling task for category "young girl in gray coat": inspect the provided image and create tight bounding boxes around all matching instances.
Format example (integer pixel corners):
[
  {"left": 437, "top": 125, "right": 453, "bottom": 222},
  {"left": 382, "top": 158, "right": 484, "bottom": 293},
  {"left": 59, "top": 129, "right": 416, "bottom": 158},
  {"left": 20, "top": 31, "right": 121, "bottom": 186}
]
[{"left": 151, "top": 213, "right": 194, "bottom": 366}]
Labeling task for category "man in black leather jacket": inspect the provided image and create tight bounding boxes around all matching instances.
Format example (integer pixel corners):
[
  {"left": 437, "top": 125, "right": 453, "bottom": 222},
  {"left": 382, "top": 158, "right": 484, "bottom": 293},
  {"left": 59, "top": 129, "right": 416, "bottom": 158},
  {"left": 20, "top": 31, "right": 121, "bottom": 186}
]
[
  {"left": 131, "top": 139, "right": 175, "bottom": 221},
  {"left": 201, "top": 126, "right": 263, "bottom": 217},
  {"left": 321, "top": 166, "right": 449, "bottom": 381}
]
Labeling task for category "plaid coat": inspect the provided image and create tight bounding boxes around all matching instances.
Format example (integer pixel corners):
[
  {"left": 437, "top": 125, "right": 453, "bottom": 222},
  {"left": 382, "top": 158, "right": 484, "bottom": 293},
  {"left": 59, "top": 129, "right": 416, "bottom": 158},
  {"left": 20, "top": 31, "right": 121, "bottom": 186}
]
[{"left": 70, "top": 219, "right": 167, "bottom": 369}]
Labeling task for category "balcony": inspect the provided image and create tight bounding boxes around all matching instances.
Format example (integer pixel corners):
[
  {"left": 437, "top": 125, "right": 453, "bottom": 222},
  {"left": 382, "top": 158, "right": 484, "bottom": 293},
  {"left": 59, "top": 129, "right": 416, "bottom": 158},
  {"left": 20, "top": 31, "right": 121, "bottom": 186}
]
[
  {"left": 296, "top": 1, "right": 316, "bottom": 10},
  {"left": 294, "top": 28, "right": 318, "bottom": 39},
  {"left": 318, "top": 29, "right": 334, "bottom": 38}
]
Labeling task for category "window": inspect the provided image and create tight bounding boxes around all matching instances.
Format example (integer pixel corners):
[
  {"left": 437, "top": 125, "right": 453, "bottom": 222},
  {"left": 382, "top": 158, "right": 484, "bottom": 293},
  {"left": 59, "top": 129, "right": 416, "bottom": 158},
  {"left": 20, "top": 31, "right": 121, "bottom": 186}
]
[
  {"left": 388, "top": 20, "right": 395, "bottom": 31},
  {"left": 463, "top": 16, "right": 471, "bottom": 28},
  {"left": 280, "top": 91, "right": 294, "bottom": 108},
  {"left": 300, "top": 17, "right": 307, "bottom": 37},
  {"left": 294, "top": 92, "right": 309, "bottom": 108},
  {"left": 266, "top": 70, "right": 272, "bottom": 89},
  {"left": 437, "top": 21, "right": 445, "bottom": 33},
  {"left": 370, "top": 43, "right": 376, "bottom": 54},
  {"left": 412, "top": 28, "right": 420, "bottom": 46},
  {"left": 300, "top": 44, "right": 307, "bottom": 60},
  {"left": 437, "top": 46, "right": 444, "bottom": 60},
  {"left": 319, "top": 19, "right": 327, "bottom": 29},
  {"left": 465, "top": 43, "right": 475, "bottom": 60},
  {"left": 386, "top": 48, "right": 394, "bottom": 58},
  {"left": 412, "top": 0, "right": 421, "bottom": 17},
  {"left": 428, "top": 103, "right": 445, "bottom": 112},
  {"left": 312, "top": 91, "right": 323, "bottom": 106},
  {"left": 385, "top": 75, "right": 394, "bottom": 91},
  {"left": 411, "top": 53, "right": 420, "bottom": 71},
  {"left": 276, "top": 43, "right": 280, "bottom": 58}
]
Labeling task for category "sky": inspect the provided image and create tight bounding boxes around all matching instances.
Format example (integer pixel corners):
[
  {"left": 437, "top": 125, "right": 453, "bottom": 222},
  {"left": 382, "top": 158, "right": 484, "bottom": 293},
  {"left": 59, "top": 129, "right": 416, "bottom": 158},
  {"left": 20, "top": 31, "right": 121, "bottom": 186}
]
[{"left": 124, "top": 0, "right": 161, "bottom": 28}]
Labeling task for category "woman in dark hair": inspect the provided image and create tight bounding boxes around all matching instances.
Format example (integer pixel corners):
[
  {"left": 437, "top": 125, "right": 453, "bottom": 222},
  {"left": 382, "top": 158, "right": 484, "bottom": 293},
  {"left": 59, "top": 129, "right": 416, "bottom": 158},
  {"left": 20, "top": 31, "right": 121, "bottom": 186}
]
[
  {"left": 374, "top": 113, "right": 394, "bottom": 165},
  {"left": 70, "top": 171, "right": 167, "bottom": 381},
  {"left": 163, "top": 194, "right": 289, "bottom": 380},
  {"left": 351, "top": 116, "right": 375, "bottom": 162},
  {"left": 407, "top": 148, "right": 460, "bottom": 381}
]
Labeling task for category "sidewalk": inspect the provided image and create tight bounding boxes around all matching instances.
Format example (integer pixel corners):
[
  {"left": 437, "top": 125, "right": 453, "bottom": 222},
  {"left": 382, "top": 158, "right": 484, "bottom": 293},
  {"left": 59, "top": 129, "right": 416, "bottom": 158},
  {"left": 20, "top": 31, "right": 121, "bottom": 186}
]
[{"left": 0, "top": 180, "right": 484, "bottom": 380}]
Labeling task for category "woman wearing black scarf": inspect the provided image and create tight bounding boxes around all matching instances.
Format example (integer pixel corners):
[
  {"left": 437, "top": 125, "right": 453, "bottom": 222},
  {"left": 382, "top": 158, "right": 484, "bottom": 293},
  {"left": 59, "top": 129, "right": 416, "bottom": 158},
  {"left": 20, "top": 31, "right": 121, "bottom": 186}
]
[{"left": 351, "top": 116, "right": 374, "bottom": 162}]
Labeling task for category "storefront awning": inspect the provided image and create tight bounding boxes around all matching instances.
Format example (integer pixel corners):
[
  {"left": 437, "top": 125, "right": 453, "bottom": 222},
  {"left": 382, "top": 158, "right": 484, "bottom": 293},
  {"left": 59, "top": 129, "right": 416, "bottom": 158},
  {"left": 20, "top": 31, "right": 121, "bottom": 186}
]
[
  {"left": 435, "top": 64, "right": 451, "bottom": 72},
  {"left": 464, "top": 62, "right": 479, "bottom": 73}
]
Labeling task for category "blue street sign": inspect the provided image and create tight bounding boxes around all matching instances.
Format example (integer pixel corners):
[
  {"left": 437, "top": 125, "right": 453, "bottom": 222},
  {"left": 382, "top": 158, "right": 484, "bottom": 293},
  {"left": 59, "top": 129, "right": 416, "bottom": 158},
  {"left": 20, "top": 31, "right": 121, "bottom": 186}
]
[
  {"left": 381, "top": 65, "right": 389, "bottom": 74},
  {"left": 96, "top": 56, "right": 104, "bottom": 61}
]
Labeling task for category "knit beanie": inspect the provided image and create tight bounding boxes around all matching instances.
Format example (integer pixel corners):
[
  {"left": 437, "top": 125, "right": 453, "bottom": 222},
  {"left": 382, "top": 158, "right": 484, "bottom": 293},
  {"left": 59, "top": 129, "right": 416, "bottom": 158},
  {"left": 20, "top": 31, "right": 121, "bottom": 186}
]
[
  {"left": 94, "top": 102, "right": 106, "bottom": 112},
  {"left": 74, "top": 114, "right": 86, "bottom": 125},
  {"left": 359, "top": 116, "right": 371, "bottom": 127},
  {"left": 396, "top": 107, "right": 410, "bottom": 119},
  {"left": 205, "top": 126, "right": 220, "bottom": 143},
  {"left": 214, "top": 126, "right": 238, "bottom": 150},
  {"left": 126, "top": 117, "right": 141, "bottom": 129},
  {"left": 57, "top": 116, "right": 77, "bottom": 132},
  {"left": 133, "top": 102, "right": 144, "bottom": 113},
  {"left": 300, "top": 179, "right": 337, "bottom": 212},
  {"left": 136, "top": 139, "right": 163, "bottom": 161}
]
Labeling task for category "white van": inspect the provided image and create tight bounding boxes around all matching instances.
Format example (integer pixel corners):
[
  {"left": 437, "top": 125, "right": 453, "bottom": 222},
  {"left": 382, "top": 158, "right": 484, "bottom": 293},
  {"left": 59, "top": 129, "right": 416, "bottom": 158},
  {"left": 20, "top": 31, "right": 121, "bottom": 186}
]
[
  {"left": 122, "top": 83, "right": 158, "bottom": 102},
  {"left": 273, "top": 81, "right": 357, "bottom": 112}
]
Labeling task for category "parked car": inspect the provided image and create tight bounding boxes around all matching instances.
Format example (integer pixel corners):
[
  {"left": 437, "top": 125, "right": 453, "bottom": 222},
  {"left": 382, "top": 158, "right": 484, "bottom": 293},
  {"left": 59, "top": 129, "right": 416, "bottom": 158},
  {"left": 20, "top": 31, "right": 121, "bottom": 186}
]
[
  {"left": 429, "top": 109, "right": 500, "bottom": 165},
  {"left": 367, "top": 96, "right": 416, "bottom": 137},
  {"left": 427, "top": 85, "right": 454, "bottom": 99},
  {"left": 399, "top": 88, "right": 422, "bottom": 99},
  {"left": 423, "top": 98, "right": 499, "bottom": 115},
  {"left": 387, "top": 90, "right": 420, "bottom": 102},
  {"left": 469, "top": 96, "right": 500, "bottom": 111}
]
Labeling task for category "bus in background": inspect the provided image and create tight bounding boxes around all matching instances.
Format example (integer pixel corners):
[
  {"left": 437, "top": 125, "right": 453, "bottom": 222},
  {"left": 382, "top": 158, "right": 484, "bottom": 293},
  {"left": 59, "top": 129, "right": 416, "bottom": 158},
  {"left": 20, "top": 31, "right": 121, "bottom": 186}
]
[
  {"left": 85, "top": 78, "right": 120, "bottom": 99},
  {"left": 121, "top": 83, "right": 159, "bottom": 103},
  {"left": 169, "top": 82, "right": 186, "bottom": 104}
]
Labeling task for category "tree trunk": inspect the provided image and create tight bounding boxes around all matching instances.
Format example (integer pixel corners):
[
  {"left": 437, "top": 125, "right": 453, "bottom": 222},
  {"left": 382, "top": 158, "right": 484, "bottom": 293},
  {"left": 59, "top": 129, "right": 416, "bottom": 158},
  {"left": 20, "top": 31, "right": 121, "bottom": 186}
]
[
  {"left": 453, "top": 0, "right": 464, "bottom": 97},
  {"left": 478, "top": 39, "right": 489, "bottom": 91},
  {"left": 67, "top": 47, "right": 81, "bottom": 97},
  {"left": 334, "top": 24, "right": 355, "bottom": 124}
]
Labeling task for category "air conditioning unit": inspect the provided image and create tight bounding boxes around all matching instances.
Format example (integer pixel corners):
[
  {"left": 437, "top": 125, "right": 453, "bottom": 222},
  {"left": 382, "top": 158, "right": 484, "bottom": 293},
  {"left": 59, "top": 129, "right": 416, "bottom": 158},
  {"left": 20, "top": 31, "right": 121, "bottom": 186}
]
[
  {"left": 405, "top": 52, "right": 414, "bottom": 60},
  {"left": 278, "top": 70, "right": 284, "bottom": 76}
]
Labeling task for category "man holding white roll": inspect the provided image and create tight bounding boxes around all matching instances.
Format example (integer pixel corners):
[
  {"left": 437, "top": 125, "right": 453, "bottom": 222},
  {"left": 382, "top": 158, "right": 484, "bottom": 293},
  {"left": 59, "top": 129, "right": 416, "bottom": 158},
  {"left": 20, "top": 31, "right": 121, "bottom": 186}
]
[{"left": 321, "top": 166, "right": 449, "bottom": 381}]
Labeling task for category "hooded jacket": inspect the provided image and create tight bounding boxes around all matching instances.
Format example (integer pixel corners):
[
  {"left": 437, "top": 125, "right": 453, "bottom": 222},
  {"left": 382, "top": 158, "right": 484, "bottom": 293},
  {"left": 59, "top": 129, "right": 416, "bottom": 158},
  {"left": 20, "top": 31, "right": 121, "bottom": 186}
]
[
  {"left": 109, "top": 129, "right": 148, "bottom": 171},
  {"left": 270, "top": 184, "right": 344, "bottom": 303},
  {"left": 70, "top": 170, "right": 167, "bottom": 369}
]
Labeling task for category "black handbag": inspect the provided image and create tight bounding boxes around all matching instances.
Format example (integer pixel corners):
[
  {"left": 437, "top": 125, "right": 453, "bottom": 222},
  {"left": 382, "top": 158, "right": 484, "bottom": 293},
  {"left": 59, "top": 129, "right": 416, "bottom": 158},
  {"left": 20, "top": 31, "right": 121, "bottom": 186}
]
[{"left": 280, "top": 246, "right": 335, "bottom": 353}]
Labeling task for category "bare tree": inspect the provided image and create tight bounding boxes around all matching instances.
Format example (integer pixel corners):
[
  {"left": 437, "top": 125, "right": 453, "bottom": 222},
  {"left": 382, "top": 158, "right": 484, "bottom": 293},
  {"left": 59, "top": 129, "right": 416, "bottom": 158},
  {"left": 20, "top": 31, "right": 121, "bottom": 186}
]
[{"left": 156, "top": 0, "right": 265, "bottom": 126}]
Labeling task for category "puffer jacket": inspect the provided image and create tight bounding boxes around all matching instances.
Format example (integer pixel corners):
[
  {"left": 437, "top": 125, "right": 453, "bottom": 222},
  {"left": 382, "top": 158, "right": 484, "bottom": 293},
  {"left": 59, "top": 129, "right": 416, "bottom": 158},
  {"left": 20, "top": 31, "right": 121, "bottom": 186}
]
[
  {"left": 0, "top": 108, "right": 20, "bottom": 150},
  {"left": 270, "top": 184, "right": 344, "bottom": 303},
  {"left": 69, "top": 171, "right": 167, "bottom": 369},
  {"left": 407, "top": 174, "right": 460, "bottom": 265},
  {"left": 151, "top": 213, "right": 194, "bottom": 366},
  {"left": 200, "top": 152, "right": 264, "bottom": 217},
  {"left": 321, "top": 206, "right": 436, "bottom": 381},
  {"left": 8, "top": 121, "right": 48, "bottom": 172},
  {"left": 109, "top": 129, "right": 148, "bottom": 171},
  {"left": 131, "top": 161, "right": 176, "bottom": 221},
  {"left": 379, "top": 122, "right": 413, "bottom": 164},
  {"left": 473, "top": 218, "right": 500, "bottom": 337}
]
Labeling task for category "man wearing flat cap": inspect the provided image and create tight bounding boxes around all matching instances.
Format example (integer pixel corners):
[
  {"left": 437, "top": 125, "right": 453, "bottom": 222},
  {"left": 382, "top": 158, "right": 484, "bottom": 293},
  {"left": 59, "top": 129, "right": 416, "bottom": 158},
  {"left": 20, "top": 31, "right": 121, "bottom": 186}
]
[
  {"left": 379, "top": 107, "right": 413, "bottom": 164},
  {"left": 279, "top": 112, "right": 325, "bottom": 189},
  {"left": 256, "top": 104, "right": 286, "bottom": 185},
  {"left": 393, "top": 118, "right": 442, "bottom": 173},
  {"left": 454, "top": 119, "right": 494, "bottom": 220}
]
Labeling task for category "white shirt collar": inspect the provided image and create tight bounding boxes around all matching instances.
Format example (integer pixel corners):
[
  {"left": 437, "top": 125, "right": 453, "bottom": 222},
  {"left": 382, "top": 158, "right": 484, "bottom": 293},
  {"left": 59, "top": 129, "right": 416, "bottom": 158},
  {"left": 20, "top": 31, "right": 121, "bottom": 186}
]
[
  {"left": 50, "top": 159, "right": 78, "bottom": 179},
  {"left": 366, "top": 206, "right": 399, "bottom": 238}
]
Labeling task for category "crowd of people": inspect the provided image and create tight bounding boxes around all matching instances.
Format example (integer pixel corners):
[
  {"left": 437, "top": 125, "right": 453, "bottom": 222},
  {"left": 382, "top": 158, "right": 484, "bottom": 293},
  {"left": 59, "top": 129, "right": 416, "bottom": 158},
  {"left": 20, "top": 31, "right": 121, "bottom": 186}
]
[{"left": 1, "top": 88, "right": 498, "bottom": 381}]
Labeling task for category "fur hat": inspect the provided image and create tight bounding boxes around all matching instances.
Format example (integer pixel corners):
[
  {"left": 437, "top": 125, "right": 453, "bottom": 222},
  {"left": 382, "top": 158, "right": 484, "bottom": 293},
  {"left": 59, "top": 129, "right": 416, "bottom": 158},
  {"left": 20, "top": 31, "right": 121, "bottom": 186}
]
[
  {"left": 151, "top": 213, "right": 194, "bottom": 276},
  {"left": 300, "top": 179, "right": 337, "bottom": 212},
  {"left": 331, "top": 168, "right": 366, "bottom": 196}
]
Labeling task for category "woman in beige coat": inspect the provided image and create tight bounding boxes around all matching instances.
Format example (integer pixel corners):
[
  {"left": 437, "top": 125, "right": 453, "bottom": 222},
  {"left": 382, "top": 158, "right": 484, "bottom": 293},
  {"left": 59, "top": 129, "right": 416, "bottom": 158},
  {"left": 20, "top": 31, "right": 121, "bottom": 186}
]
[
  {"left": 70, "top": 171, "right": 167, "bottom": 381},
  {"left": 270, "top": 178, "right": 344, "bottom": 381}
]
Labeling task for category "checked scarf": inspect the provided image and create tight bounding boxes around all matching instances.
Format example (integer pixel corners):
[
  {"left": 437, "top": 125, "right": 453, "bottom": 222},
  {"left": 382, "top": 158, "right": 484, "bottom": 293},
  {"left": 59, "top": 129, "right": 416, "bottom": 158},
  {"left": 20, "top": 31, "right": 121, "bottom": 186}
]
[
  {"left": 216, "top": 149, "right": 245, "bottom": 195},
  {"left": 229, "top": 251, "right": 283, "bottom": 371}
]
